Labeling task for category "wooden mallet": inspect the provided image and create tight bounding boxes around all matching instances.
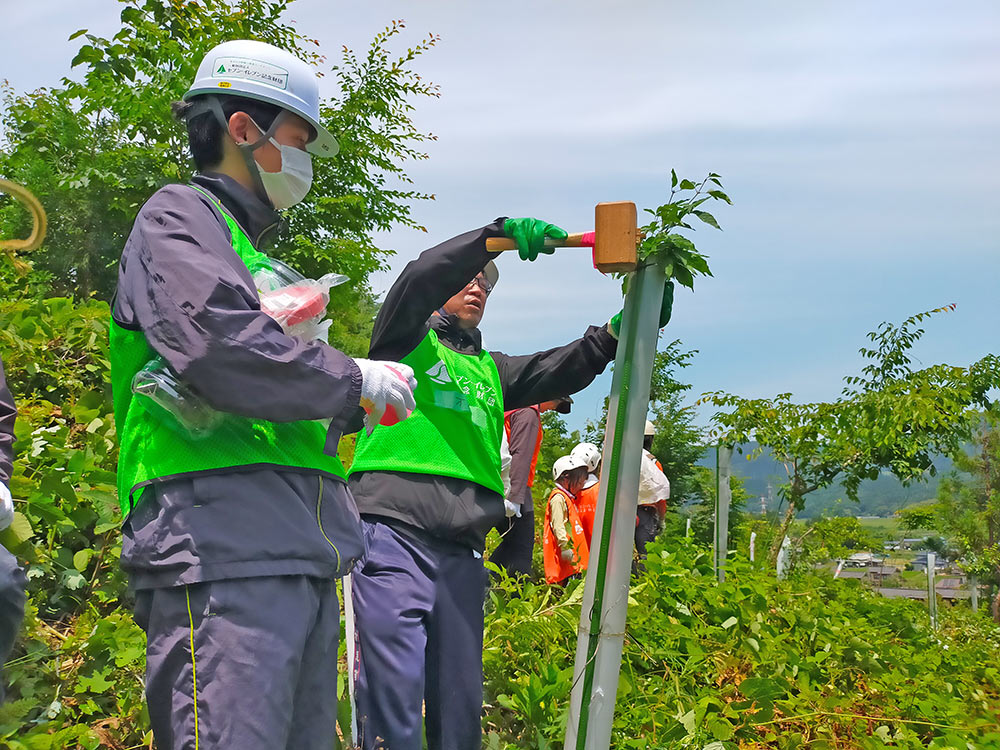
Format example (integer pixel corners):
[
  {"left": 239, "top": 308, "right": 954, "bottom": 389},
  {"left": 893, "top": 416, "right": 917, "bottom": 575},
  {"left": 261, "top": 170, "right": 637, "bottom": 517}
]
[{"left": 484, "top": 201, "right": 638, "bottom": 273}]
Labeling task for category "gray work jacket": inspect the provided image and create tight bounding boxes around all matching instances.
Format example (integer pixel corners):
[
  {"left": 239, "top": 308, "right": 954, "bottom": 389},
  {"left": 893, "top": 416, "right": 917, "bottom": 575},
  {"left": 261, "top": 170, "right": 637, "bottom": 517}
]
[
  {"left": 349, "top": 222, "right": 618, "bottom": 552},
  {"left": 113, "top": 173, "right": 365, "bottom": 589}
]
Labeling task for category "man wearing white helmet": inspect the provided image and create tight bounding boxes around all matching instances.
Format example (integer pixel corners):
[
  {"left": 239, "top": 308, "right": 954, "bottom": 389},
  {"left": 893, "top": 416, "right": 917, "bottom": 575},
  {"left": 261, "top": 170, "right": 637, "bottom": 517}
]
[
  {"left": 490, "top": 397, "right": 572, "bottom": 578},
  {"left": 111, "top": 40, "right": 415, "bottom": 750},
  {"left": 636, "top": 420, "right": 671, "bottom": 567},
  {"left": 570, "top": 441, "right": 602, "bottom": 546},
  {"left": 543, "top": 454, "right": 591, "bottom": 584}
]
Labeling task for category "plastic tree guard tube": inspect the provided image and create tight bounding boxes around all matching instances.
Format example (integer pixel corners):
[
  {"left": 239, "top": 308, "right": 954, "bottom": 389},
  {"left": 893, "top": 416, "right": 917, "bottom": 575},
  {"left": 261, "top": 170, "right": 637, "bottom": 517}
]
[{"left": 566, "top": 261, "right": 667, "bottom": 750}]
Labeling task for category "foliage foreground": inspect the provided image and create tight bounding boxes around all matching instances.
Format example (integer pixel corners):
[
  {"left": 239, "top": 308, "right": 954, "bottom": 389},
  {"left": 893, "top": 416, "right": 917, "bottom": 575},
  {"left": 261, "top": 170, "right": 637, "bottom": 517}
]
[
  {"left": 0, "top": 294, "right": 997, "bottom": 748},
  {"left": 484, "top": 537, "right": 1000, "bottom": 750}
]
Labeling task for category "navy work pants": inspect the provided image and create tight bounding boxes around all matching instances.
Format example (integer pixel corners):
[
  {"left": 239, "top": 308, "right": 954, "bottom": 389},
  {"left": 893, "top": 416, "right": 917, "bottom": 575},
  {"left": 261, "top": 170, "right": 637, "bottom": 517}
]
[
  {"left": 134, "top": 575, "right": 340, "bottom": 750},
  {"left": 350, "top": 520, "right": 488, "bottom": 750},
  {"left": 633, "top": 505, "right": 662, "bottom": 574},
  {"left": 489, "top": 503, "right": 536, "bottom": 577},
  {"left": 0, "top": 545, "right": 26, "bottom": 702}
]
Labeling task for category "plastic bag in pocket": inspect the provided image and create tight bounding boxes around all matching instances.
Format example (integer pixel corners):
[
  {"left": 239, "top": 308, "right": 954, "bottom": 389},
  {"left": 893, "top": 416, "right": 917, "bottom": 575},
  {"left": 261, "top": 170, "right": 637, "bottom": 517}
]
[{"left": 131, "top": 358, "right": 223, "bottom": 439}]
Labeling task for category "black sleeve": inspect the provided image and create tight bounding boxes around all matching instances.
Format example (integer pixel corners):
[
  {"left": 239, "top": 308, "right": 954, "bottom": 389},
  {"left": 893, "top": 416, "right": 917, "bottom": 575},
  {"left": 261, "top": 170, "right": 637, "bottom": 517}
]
[
  {"left": 0, "top": 355, "right": 16, "bottom": 485},
  {"left": 114, "top": 184, "right": 362, "bottom": 442},
  {"left": 368, "top": 219, "right": 507, "bottom": 361},
  {"left": 507, "top": 408, "right": 540, "bottom": 508},
  {"left": 492, "top": 325, "right": 618, "bottom": 411}
]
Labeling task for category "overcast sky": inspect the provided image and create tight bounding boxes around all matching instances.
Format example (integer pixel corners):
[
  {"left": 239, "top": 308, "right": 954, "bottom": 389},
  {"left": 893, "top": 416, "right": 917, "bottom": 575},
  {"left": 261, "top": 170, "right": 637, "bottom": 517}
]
[{"left": 4, "top": 1, "right": 999, "bottom": 432}]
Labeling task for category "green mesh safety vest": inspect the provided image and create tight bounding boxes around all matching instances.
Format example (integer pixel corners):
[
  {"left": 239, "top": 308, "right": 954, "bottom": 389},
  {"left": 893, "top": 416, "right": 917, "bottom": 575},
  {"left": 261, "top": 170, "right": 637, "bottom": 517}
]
[
  {"left": 349, "top": 328, "right": 505, "bottom": 495},
  {"left": 111, "top": 185, "right": 346, "bottom": 514}
]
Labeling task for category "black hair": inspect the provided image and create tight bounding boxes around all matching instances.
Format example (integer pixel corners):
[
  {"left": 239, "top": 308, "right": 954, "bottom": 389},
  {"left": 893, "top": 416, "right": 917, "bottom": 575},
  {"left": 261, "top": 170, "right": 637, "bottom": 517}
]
[
  {"left": 643, "top": 435, "right": 654, "bottom": 451},
  {"left": 171, "top": 95, "right": 281, "bottom": 171}
]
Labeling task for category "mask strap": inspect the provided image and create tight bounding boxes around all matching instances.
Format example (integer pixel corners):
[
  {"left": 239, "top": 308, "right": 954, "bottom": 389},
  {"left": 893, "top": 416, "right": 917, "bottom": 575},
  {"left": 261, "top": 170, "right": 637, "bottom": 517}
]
[{"left": 185, "top": 97, "right": 287, "bottom": 207}]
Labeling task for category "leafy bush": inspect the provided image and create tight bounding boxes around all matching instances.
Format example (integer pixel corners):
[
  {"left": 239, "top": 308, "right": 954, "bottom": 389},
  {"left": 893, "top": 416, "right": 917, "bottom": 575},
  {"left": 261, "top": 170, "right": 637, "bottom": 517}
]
[{"left": 483, "top": 535, "right": 1000, "bottom": 749}]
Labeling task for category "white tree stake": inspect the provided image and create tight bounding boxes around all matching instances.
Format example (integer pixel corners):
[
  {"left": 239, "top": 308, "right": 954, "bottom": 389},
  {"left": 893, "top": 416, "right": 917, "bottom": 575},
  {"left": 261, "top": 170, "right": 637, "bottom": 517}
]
[
  {"left": 927, "top": 552, "right": 937, "bottom": 629},
  {"left": 776, "top": 535, "right": 791, "bottom": 580},
  {"left": 566, "top": 262, "right": 666, "bottom": 750},
  {"left": 715, "top": 444, "right": 732, "bottom": 582}
]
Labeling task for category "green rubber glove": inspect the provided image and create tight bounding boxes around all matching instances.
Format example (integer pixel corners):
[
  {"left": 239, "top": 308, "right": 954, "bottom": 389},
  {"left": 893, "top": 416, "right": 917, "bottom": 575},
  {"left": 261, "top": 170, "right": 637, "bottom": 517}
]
[
  {"left": 503, "top": 217, "right": 568, "bottom": 261},
  {"left": 608, "top": 281, "right": 674, "bottom": 339}
]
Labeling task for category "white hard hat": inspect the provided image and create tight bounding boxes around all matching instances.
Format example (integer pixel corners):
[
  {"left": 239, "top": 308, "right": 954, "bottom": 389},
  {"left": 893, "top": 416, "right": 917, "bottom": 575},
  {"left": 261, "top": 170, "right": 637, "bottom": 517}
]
[
  {"left": 571, "top": 442, "right": 601, "bottom": 472},
  {"left": 644, "top": 420, "right": 656, "bottom": 437},
  {"left": 184, "top": 40, "right": 339, "bottom": 157},
  {"left": 553, "top": 454, "right": 588, "bottom": 481}
]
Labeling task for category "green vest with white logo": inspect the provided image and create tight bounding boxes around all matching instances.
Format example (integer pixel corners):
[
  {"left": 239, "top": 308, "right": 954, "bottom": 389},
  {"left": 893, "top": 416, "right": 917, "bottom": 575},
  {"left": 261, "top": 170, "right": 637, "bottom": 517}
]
[
  {"left": 349, "top": 328, "right": 505, "bottom": 495},
  {"left": 111, "top": 185, "right": 346, "bottom": 514}
]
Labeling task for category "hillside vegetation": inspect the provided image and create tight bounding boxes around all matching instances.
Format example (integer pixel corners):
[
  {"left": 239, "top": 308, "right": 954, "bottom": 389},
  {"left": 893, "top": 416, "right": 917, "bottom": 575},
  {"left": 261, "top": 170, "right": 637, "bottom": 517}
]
[
  {"left": 483, "top": 536, "right": 1000, "bottom": 749},
  {"left": 699, "top": 444, "right": 953, "bottom": 519}
]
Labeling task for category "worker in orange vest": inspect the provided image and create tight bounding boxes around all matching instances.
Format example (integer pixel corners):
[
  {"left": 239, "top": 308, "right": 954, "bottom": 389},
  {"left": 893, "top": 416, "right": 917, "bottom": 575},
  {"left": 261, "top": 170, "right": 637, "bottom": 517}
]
[
  {"left": 492, "top": 398, "right": 572, "bottom": 577},
  {"left": 570, "top": 442, "right": 602, "bottom": 547},
  {"left": 543, "top": 455, "right": 590, "bottom": 584}
]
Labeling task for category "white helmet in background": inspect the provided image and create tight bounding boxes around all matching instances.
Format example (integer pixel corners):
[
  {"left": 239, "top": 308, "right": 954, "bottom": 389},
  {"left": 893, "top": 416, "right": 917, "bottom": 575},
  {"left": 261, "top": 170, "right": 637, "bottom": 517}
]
[
  {"left": 644, "top": 420, "right": 656, "bottom": 437},
  {"left": 184, "top": 39, "right": 339, "bottom": 157},
  {"left": 571, "top": 442, "right": 602, "bottom": 472},
  {"left": 552, "top": 454, "right": 588, "bottom": 482}
]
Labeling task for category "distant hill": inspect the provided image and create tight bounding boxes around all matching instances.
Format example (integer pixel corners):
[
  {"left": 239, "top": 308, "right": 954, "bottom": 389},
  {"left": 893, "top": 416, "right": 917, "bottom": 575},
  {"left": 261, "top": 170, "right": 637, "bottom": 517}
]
[{"left": 698, "top": 443, "right": 956, "bottom": 518}]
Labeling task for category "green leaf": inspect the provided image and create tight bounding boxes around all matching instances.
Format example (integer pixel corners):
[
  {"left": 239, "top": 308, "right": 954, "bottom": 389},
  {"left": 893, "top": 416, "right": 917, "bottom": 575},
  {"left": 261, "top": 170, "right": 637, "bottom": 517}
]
[
  {"left": 738, "top": 677, "right": 786, "bottom": 705},
  {"left": 68, "top": 28, "right": 89, "bottom": 41},
  {"left": 70, "top": 45, "right": 102, "bottom": 68},
  {"left": 120, "top": 6, "right": 143, "bottom": 25},
  {"left": 61, "top": 569, "right": 87, "bottom": 590},
  {"left": 670, "top": 169, "right": 678, "bottom": 188},
  {"left": 692, "top": 210, "right": 721, "bottom": 230},
  {"left": 678, "top": 179, "right": 697, "bottom": 190},
  {"left": 73, "top": 548, "right": 94, "bottom": 572},
  {"left": 678, "top": 709, "right": 696, "bottom": 734},
  {"left": 721, "top": 616, "right": 738, "bottom": 629},
  {"left": 0, "top": 511, "right": 33, "bottom": 546},
  {"left": 671, "top": 263, "right": 695, "bottom": 289},
  {"left": 76, "top": 669, "right": 113, "bottom": 694}
]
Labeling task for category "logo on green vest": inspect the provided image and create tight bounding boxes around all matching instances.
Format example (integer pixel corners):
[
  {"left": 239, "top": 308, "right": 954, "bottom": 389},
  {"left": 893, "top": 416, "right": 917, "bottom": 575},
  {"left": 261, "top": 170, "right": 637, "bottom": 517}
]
[{"left": 426, "top": 361, "right": 452, "bottom": 385}]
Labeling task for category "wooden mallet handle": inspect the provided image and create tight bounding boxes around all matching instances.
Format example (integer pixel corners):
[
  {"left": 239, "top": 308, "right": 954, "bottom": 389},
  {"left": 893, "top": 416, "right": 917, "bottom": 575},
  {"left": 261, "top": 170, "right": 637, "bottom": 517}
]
[
  {"left": 484, "top": 203, "right": 638, "bottom": 273},
  {"left": 484, "top": 232, "right": 592, "bottom": 252}
]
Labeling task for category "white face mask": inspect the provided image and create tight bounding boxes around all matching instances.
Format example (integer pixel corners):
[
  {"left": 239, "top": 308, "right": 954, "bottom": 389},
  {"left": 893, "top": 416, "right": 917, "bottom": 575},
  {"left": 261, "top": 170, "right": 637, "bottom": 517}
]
[{"left": 248, "top": 118, "right": 313, "bottom": 209}]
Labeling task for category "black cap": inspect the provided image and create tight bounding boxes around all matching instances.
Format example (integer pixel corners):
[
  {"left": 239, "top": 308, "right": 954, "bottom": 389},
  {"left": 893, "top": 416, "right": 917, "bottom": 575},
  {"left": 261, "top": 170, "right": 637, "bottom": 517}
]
[{"left": 554, "top": 396, "right": 573, "bottom": 414}]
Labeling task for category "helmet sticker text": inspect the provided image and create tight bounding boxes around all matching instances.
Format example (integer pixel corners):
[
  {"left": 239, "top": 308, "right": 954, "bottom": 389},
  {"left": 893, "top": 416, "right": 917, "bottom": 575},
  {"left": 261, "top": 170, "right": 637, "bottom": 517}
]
[{"left": 212, "top": 56, "right": 289, "bottom": 90}]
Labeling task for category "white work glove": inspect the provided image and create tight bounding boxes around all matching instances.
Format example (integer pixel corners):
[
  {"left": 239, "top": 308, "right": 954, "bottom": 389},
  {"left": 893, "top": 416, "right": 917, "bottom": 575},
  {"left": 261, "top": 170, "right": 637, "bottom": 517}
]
[
  {"left": 354, "top": 359, "right": 417, "bottom": 435},
  {"left": 0, "top": 483, "right": 13, "bottom": 532},
  {"left": 561, "top": 547, "right": 575, "bottom": 563},
  {"left": 504, "top": 499, "right": 522, "bottom": 518}
]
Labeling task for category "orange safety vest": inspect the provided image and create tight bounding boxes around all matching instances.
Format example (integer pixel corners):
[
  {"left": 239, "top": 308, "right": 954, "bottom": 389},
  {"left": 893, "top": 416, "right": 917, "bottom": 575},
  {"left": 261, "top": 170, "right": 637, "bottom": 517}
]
[
  {"left": 576, "top": 480, "right": 599, "bottom": 547},
  {"left": 504, "top": 405, "right": 544, "bottom": 487},
  {"left": 543, "top": 486, "right": 590, "bottom": 584}
]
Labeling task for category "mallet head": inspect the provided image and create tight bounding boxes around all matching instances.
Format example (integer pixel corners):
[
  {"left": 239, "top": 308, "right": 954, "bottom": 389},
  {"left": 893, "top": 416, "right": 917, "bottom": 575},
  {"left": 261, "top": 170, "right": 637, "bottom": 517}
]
[{"left": 593, "top": 202, "right": 638, "bottom": 274}]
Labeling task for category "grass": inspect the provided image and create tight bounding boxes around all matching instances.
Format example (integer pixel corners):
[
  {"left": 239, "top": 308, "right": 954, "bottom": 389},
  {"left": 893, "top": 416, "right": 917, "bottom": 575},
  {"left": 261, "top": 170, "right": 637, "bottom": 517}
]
[{"left": 856, "top": 516, "right": 938, "bottom": 539}]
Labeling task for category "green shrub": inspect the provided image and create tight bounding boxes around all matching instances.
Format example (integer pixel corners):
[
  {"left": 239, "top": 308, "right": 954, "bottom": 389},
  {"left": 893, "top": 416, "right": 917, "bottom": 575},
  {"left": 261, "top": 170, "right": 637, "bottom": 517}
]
[{"left": 483, "top": 536, "right": 1000, "bottom": 749}]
